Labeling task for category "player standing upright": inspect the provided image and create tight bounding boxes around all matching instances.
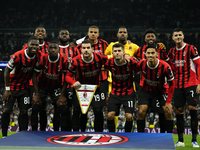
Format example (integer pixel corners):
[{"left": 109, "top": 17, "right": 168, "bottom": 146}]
[
  {"left": 57, "top": 29, "right": 80, "bottom": 131},
  {"left": 1, "top": 37, "right": 39, "bottom": 137},
  {"left": 105, "top": 43, "right": 139, "bottom": 132},
  {"left": 76, "top": 26, "right": 109, "bottom": 131},
  {"left": 168, "top": 28, "right": 200, "bottom": 148}
]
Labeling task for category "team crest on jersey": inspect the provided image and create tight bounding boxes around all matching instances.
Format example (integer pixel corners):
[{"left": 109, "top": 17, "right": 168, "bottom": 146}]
[
  {"left": 58, "top": 65, "right": 60, "bottom": 72},
  {"left": 129, "top": 46, "right": 132, "bottom": 50},
  {"left": 183, "top": 52, "right": 186, "bottom": 56},
  {"left": 46, "top": 133, "right": 129, "bottom": 146},
  {"left": 157, "top": 73, "right": 159, "bottom": 78},
  {"left": 127, "top": 66, "right": 129, "bottom": 71}
]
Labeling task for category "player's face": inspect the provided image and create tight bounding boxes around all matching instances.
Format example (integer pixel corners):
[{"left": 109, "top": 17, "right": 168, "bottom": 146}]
[
  {"left": 81, "top": 43, "right": 93, "bottom": 58},
  {"left": 146, "top": 48, "right": 158, "bottom": 63},
  {"left": 48, "top": 43, "right": 59, "bottom": 58},
  {"left": 88, "top": 28, "right": 99, "bottom": 41},
  {"left": 145, "top": 33, "right": 156, "bottom": 44},
  {"left": 112, "top": 47, "right": 124, "bottom": 61},
  {"left": 117, "top": 28, "right": 128, "bottom": 41},
  {"left": 58, "top": 30, "right": 70, "bottom": 42},
  {"left": 28, "top": 39, "right": 39, "bottom": 55},
  {"left": 172, "top": 31, "right": 184, "bottom": 44},
  {"left": 34, "top": 27, "right": 46, "bottom": 40}
]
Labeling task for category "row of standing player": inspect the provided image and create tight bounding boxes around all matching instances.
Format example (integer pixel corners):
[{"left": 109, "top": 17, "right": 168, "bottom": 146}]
[{"left": 1, "top": 26, "right": 200, "bottom": 148}]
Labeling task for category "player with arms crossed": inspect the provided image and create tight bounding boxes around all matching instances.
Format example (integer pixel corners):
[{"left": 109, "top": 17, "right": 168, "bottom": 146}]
[
  {"left": 1, "top": 37, "right": 39, "bottom": 137},
  {"left": 168, "top": 28, "right": 200, "bottom": 148},
  {"left": 137, "top": 45, "right": 174, "bottom": 134},
  {"left": 105, "top": 43, "right": 139, "bottom": 132}
]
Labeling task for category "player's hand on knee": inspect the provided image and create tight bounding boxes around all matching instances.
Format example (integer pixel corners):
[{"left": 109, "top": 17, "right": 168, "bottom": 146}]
[
  {"left": 196, "top": 84, "right": 200, "bottom": 94},
  {"left": 57, "top": 95, "right": 67, "bottom": 107},
  {"left": 73, "top": 81, "right": 81, "bottom": 89},
  {"left": 31, "top": 95, "right": 42, "bottom": 107},
  {"left": 164, "top": 103, "right": 173, "bottom": 114},
  {"left": 3, "top": 91, "right": 12, "bottom": 103}
]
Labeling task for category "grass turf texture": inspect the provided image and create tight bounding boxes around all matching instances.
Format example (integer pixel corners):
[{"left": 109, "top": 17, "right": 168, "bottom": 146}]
[{"left": 0, "top": 132, "right": 199, "bottom": 150}]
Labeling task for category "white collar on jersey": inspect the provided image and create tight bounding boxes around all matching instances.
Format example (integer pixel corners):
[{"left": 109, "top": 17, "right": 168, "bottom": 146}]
[
  {"left": 39, "top": 41, "right": 45, "bottom": 46},
  {"left": 176, "top": 43, "right": 186, "bottom": 50},
  {"left": 59, "top": 44, "right": 69, "bottom": 48},
  {"left": 147, "top": 58, "right": 159, "bottom": 69},
  {"left": 48, "top": 53, "right": 60, "bottom": 63},
  {"left": 81, "top": 53, "right": 94, "bottom": 63},
  {"left": 114, "top": 59, "right": 127, "bottom": 66},
  {"left": 25, "top": 49, "right": 36, "bottom": 59}
]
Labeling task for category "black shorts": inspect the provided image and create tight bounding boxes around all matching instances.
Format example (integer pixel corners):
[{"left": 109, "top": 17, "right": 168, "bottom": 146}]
[
  {"left": 99, "top": 80, "right": 109, "bottom": 101},
  {"left": 39, "top": 87, "right": 61, "bottom": 105},
  {"left": 4, "top": 89, "right": 31, "bottom": 110},
  {"left": 108, "top": 92, "right": 135, "bottom": 114},
  {"left": 174, "top": 86, "right": 199, "bottom": 108},
  {"left": 72, "top": 87, "right": 105, "bottom": 110},
  {"left": 138, "top": 89, "right": 166, "bottom": 109},
  {"left": 65, "top": 87, "right": 73, "bottom": 107}
]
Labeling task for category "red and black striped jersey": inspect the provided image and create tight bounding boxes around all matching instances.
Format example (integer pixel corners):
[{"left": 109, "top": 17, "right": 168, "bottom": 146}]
[
  {"left": 168, "top": 43, "right": 200, "bottom": 88},
  {"left": 34, "top": 53, "right": 68, "bottom": 89},
  {"left": 7, "top": 49, "right": 38, "bottom": 90},
  {"left": 59, "top": 45, "right": 80, "bottom": 88},
  {"left": 138, "top": 59, "right": 174, "bottom": 94},
  {"left": 76, "top": 39, "right": 109, "bottom": 81},
  {"left": 23, "top": 41, "right": 49, "bottom": 54},
  {"left": 59, "top": 45, "right": 80, "bottom": 63},
  {"left": 105, "top": 57, "right": 139, "bottom": 96},
  {"left": 135, "top": 43, "right": 169, "bottom": 61},
  {"left": 67, "top": 52, "right": 108, "bottom": 85}
]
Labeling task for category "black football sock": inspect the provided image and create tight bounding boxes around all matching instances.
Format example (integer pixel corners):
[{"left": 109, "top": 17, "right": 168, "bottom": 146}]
[
  {"left": 31, "top": 104, "right": 41, "bottom": 131},
  {"left": 137, "top": 120, "right": 145, "bottom": 132},
  {"left": 39, "top": 110, "right": 47, "bottom": 131},
  {"left": 19, "top": 113, "right": 28, "bottom": 131},
  {"left": 59, "top": 105, "right": 69, "bottom": 131},
  {"left": 166, "top": 120, "right": 173, "bottom": 133},
  {"left": 190, "top": 110, "right": 198, "bottom": 142},
  {"left": 159, "top": 113, "right": 166, "bottom": 133},
  {"left": 125, "top": 120, "right": 133, "bottom": 132},
  {"left": 176, "top": 114, "right": 184, "bottom": 142},
  {"left": 80, "top": 113, "right": 88, "bottom": 132},
  {"left": 72, "top": 107, "right": 81, "bottom": 131},
  {"left": 93, "top": 109, "right": 103, "bottom": 132},
  {"left": 107, "top": 119, "right": 115, "bottom": 132},
  {"left": 1, "top": 113, "right": 10, "bottom": 136}
]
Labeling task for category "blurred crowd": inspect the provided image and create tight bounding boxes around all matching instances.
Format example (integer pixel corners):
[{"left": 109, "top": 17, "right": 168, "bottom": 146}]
[{"left": 1, "top": 0, "right": 200, "bottom": 30}]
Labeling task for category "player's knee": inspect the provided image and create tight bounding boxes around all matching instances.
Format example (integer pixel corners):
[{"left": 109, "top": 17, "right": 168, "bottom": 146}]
[
  {"left": 20, "top": 109, "right": 27, "bottom": 115},
  {"left": 3, "top": 108, "right": 12, "bottom": 114},
  {"left": 125, "top": 113, "right": 133, "bottom": 121},
  {"left": 107, "top": 112, "right": 115, "bottom": 120},
  {"left": 176, "top": 107, "right": 184, "bottom": 114},
  {"left": 138, "top": 109, "right": 146, "bottom": 119},
  {"left": 188, "top": 105, "right": 197, "bottom": 111},
  {"left": 164, "top": 110, "right": 172, "bottom": 120}
]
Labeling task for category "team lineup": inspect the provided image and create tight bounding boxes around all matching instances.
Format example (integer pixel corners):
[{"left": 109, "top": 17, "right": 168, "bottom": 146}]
[{"left": 1, "top": 26, "right": 200, "bottom": 148}]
